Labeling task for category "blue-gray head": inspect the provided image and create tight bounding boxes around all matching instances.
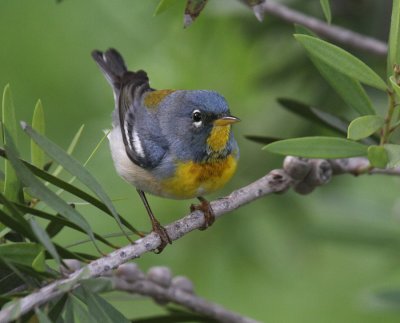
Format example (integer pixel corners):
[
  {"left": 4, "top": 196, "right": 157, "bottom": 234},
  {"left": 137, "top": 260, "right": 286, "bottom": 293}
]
[{"left": 157, "top": 90, "right": 240, "bottom": 162}]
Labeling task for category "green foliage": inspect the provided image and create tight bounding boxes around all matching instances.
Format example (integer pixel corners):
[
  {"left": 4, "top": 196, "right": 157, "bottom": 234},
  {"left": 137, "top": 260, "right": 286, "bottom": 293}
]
[
  {"left": 294, "top": 35, "right": 387, "bottom": 91},
  {"left": 319, "top": 0, "right": 332, "bottom": 24},
  {"left": 347, "top": 115, "right": 385, "bottom": 141},
  {"left": 387, "top": 0, "right": 400, "bottom": 77},
  {"left": 264, "top": 137, "right": 368, "bottom": 158},
  {"left": 368, "top": 145, "right": 388, "bottom": 168}
]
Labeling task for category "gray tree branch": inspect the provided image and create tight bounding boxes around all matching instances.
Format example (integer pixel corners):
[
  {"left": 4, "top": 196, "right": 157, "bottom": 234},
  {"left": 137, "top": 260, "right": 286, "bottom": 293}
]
[
  {"left": 247, "top": 0, "right": 387, "bottom": 56},
  {"left": 0, "top": 156, "right": 398, "bottom": 322}
]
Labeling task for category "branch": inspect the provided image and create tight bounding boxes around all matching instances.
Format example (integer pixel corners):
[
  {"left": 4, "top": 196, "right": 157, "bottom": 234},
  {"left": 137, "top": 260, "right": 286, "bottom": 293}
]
[
  {"left": 0, "top": 156, "right": 399, "bottom": 322},
  {"left": 248, "top": 0, "right": 387, "bottom": 56},
  {"left": 113, "top": 264, "right": 260, "bottom": 323}
]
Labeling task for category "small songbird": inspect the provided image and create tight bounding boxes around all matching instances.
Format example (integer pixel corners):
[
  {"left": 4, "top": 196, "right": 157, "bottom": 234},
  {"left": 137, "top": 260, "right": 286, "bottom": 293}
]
[{"left": 92, "top": 48, "right": 239, "bottom": 251}]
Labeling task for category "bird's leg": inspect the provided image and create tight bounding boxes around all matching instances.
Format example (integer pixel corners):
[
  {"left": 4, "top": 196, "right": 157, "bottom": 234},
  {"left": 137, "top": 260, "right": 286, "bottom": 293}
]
[
  {"left": 137, "top": 189, "right": 171, "bottom": 253},
  {"left": 190, "top": 196, "right": 215, "bottom": 230}
]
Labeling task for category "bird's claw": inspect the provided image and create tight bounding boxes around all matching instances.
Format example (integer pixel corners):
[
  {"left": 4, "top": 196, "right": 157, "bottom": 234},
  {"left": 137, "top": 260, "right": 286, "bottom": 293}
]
[
  {"left": 152, "top": 221, "right": 172, "bottom": 253},
  {"left": 190, "top": 197, "right": 215, "bottom": 230}
]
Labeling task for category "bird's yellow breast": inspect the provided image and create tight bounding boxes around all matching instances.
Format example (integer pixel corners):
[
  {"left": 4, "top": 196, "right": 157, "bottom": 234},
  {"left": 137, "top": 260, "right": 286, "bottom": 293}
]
[{"left": 161, "top": 155, "right": 237, "bottom": 199}]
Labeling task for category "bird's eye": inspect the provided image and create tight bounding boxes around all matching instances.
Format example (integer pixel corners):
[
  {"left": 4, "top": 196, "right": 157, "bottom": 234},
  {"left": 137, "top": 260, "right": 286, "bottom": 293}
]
[{"left": 192, "top": 110, "right": 202, "bottom": 122}]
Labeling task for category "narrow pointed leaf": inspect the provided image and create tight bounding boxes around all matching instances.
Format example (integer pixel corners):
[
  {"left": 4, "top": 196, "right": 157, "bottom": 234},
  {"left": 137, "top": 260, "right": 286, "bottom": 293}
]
[
  {"left": 320, "top": 0, "right": 331, "bottom": 24},
  {"left": 388, "top": 0, "right": 400, "bottom": 78},
  {"left": 294, "top": 27, "right": 375, "bottom": 115},
  {"left": 2, "top": 85, "right": 23, "bottom": 208},
  {"left": 277, "top": 98, "right": 349, "bottom": 133},
  {"left": 35, "top": 308, "right": 53, "bottom": 323},
  {"left": 48, "top": 294, "right": 69, "bottom": 322},
  {"left": 4, "top": 130, "right": 96, "bottom": 246},
  {"left": 0, "top": 207, "right": 32, "bottom": 240},
  {"left": 368, "top": 145, "right": 388, "bottom": 168},
  {"left": 244, "top": 135, "right": 281, "bottom": 145},
  {"left": 31, "top": 100, "right": 46, "bottom": 169},
  {"left": 30, "top": 218, "right": 61, "bottom": 266},
  {"left": 384, "top": 144, "right": 400, "bottom": 168},
  {"left": 52, "top": 124, "right": 84, "bottom": 178},
  {"left": 69, "top": 294, "right": 94, "bottom": 323},
  {"left": 0, "top": 243, "right": 43, "bottom": 267},
  {"left": 32, "top": 249, "right": 46, "bottom": 272},
  {"left": 347, "top": 115, "right": 384, "bottom": 140},
  {"left": 295, "top": 34, "right": 387, "bottom": 91},
  {"left": 22, "top": 123, "right": 133, "bottom": 239},
  {"left": 264, "top": 136, "right": 368, "bottom": 158},
  {"left": 88, "top": 293, "right": 130, "bottom": 323},
  {"left": 154, "top": 0, "right": 180, "bottom": 16}
]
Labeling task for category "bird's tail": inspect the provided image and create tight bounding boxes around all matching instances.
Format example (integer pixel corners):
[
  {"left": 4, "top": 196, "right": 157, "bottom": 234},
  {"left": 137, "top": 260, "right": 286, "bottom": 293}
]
[{"left": 91, "top": 48, "right": 128, "bottom": 94}]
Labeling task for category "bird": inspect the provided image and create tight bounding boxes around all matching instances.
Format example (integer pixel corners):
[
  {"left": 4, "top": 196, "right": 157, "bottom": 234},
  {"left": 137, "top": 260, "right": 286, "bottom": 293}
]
[{"left": 91, "top": 48, "right": 239, "bottom": 251}]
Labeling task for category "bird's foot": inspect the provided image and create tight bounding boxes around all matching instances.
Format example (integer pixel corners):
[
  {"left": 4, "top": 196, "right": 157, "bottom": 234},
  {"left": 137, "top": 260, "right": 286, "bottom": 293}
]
[
  {"left": 190, "top": 196, "right": 215, "bottom": 231},
  {"left": 151, "top": 219, "right": 172, "bottom": 254}
]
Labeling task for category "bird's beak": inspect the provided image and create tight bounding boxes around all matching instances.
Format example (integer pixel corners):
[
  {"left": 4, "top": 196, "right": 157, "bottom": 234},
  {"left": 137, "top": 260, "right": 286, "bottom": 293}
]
[{"left": 213, "top": 116, "right": 240, "bottom": 126}]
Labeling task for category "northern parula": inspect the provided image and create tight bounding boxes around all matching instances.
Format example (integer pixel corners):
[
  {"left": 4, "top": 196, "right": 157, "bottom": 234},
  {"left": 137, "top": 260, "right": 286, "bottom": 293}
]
[{"left": 92, "top": 49, "right": 239, "bottom": 250}]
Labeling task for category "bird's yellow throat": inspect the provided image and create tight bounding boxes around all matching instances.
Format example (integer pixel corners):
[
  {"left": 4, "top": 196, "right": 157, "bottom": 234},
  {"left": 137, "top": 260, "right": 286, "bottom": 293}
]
[{"left": 207, "top": 125, "right": 231, "bottom": 153}]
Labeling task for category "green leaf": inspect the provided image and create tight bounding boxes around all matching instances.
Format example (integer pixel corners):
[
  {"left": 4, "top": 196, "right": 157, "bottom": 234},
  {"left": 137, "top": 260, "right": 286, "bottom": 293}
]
[
  {"left": 81, "top": 287, "right": 129, "bottom": 323},
  {"left": 244, "top": 135, "right": 281, "bottom": 145},
  {"left": 184, "top": 0, "right": 209, "bottom": 28},
  {"left": 384, "top": 144, "right": 400, "bottom": 168},
  {"left": 22, "top": 123, "right": 134, "bottom": 240},
  {"left": 69, "top": 294, "right": 95, "bottom": 323},
  {"left": 368, "top": 145, "right": 388, "bottom": 168},
  {"left": 347, "top": 115, "right": 385, "bottom": 140},
  {"left": 35, "top": 308, "right": 53, "bottom": 323},
  {"left": 295, "top": 34, "right": 387, "bottom": 91},
  {"left": 48, "top": 294, "right": 69, "bottom": 322},
  {"left": 2, "top": 85, "right": 23, "bottom": 208},
  {"left": 388, "top": 0, "right": 400, "bottom": 77},
  {"left": 31, "top": 100, "right": 46, "bottom": 169},
  {"left": 52, "top": 124, "right": 84, "bottom": 178},
  {"left": 30, "top": 218, "right": 61, "bottom": 266},
  {"left": 32, "top": 249, "right": 46, "bottom": 272},
  {"left": 81, "top": 278, "right": 113, "bottom": 294},
  {"left": 154, "top": 0, "right": 180, "bottom": 16},
  {"left": 3, "top": 130, "right": 96, "bottom": 248},
  {"left": 320, "top": 0, "right": 331, "bottom": 24},
  {"left": 0, "top": 242, "right": 43, "bottom": 267},
  {"left": 295, "top": 27, "right": 375, "bottom": 116},
  {"left": 277, "top": 98, "right": 349, "bottom": 133},
  {"left": 263, "top": 136, "right": 368, "bottom": 158}
]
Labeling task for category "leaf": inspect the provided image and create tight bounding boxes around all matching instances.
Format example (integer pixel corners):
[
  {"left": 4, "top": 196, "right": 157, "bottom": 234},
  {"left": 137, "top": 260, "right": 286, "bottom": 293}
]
[
  {"left": 22, "top": 123, "right": 134, "bottom": 241},
  {"left": 244, "top": 135, "right": 281, "bottom": 145},
  {"left": 31, "top": 100, "right": 46, "bottom": 169},
  {"left": 388, "top": 0, "right": 400, "bottom": 77},
  {"left": 82, "top": 287, "right": 130, "bottom": 323},
  {"left": 2, "top": 85, "right": 23, "bottom": 207},
  {"left": 30, "top": 218, "right": 61, "bottom": 266},
  {"left": 263, "top": 136, "right": 368, "bottom": 158},
  {"left": 68, "top": 294, "right": 95, "bottom": 323},
  {"left": 52, "top": 124, "right": 85, "bottom": 178},
  {"left": 48, "top": 294, "right": 69, "bottom": 322},
  {"left": 0, "top": 242, "right": 43, "bottom": 267},
  {"left": 184, "top": 0, "right": 209, "bottom": 28},
  {"left": 32, "top": 249, "right": 46, "bottom": 272},
  {"left": 384, "top": 144, "right": 400, "bottom": 168},
  {"left": 81, "top": 278, "right": 113, "bottom": 294},
  {"left": 294, "top": 27, "right": 376, "bottom": 116},
  {"left": 320, "top": 0, "right": 331, "bottom": 24},
  {"left": 347, "top": 115, "right": 385, "bottom": 140},
  {"left": 35, "top": 308, "right": 53, "bottom": 323},
  {"left": 277, "top": 98, "right": 349, "bottom": 133},
  {"left": 295, "top": 34, "right": 387, "bottom": 91},
  {"left": 154, "top": 0, "right": 180, "bottom": 16},
  {"left": 3, "top": 130, "right": 97, "bottom": 249},
  {"left": 368, "top": 145, "right": 388, "bottom": 168}
]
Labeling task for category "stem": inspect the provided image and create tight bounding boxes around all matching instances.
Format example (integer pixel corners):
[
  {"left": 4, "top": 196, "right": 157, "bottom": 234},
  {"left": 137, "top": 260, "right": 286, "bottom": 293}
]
[{"left": 380, "top": 90, "right": 397, "bottom": 145}]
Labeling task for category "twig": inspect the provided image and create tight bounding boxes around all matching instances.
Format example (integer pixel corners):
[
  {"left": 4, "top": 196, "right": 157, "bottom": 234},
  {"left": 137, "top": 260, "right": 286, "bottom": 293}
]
[
  {"left": 248, "top": 0, "right": 387, "bottom": 56},
  {"left": 1, "top": 156, "right": 400, "bottom": 322},
  {"left": 113, "top": 264, "right": 260, "bottom": 323}
]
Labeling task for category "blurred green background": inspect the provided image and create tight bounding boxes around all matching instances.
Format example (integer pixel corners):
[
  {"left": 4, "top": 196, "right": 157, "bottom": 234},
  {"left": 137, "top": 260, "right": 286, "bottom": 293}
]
[{"left": 2, "top": 0, "right": 400, "bottom": 322}]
